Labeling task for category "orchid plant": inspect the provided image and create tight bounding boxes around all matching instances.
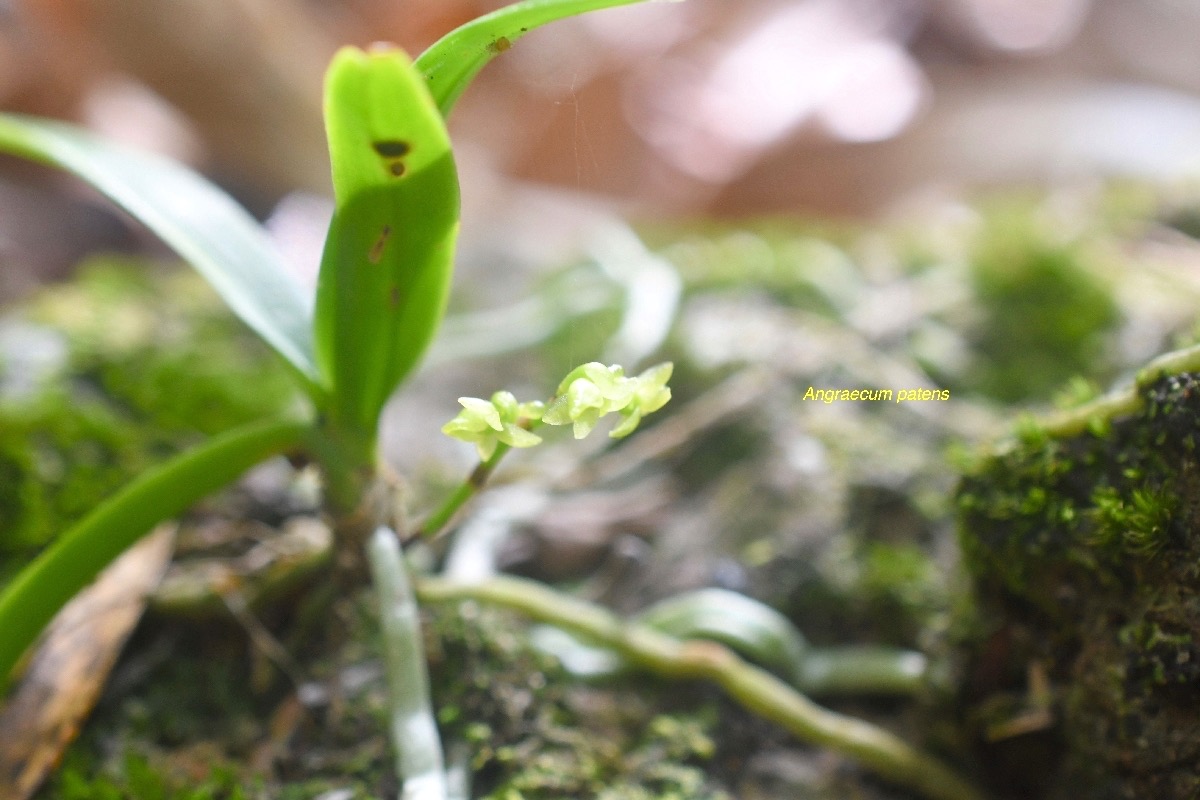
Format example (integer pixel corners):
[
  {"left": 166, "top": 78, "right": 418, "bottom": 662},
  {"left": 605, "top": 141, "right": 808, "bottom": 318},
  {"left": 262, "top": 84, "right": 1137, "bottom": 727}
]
[
  {"left": 0, "top": 1, "right": 678, "bottom": 794},
  {"left": 0, "top": 0, "right": 676, "bottom": 691}
]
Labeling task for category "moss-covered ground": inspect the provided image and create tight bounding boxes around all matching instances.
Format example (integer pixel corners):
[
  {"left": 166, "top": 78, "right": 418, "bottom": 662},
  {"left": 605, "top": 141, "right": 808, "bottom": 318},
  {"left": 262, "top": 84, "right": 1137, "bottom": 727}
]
[{"left": 6, "top": 185, "right": 1200, "bottom": 798}]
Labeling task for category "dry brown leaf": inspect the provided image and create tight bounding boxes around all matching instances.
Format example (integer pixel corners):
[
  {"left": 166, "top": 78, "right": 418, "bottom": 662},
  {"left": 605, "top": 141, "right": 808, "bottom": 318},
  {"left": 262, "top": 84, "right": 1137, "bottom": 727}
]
[{"left": 0, "top": 524, "right": 176, "bottom": 800}]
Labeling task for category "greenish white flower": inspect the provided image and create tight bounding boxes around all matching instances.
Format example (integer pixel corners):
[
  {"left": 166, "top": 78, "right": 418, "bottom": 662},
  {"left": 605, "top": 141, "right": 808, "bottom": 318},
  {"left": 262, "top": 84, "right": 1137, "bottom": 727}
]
[
  {"left": 442, "top": 391, "right": 544, "bottom": 459},
  {"left": 542, "top": 361, "right": 672, "bottom": 439},
  {"left": 611, "top": 361, "right": 672, "bottom": 438}
]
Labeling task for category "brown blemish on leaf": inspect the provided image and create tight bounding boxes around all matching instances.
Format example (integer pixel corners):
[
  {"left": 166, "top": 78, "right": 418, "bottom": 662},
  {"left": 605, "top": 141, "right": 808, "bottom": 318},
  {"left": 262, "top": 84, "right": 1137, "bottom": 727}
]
[
  {"left": 489, "top": 36, "right": 512, "bottom": 53},
  {"left": 373, "top": 140, "right": 409, "bottom": 178},
  {"left": 369, "top": 225, "right": 393, "bottom": 264},
  {"left": 389, "top": 285, "right": 401, "bottom": 308},
  {"left": 372, "top": 140, "right": 410, "bottom": 158}
]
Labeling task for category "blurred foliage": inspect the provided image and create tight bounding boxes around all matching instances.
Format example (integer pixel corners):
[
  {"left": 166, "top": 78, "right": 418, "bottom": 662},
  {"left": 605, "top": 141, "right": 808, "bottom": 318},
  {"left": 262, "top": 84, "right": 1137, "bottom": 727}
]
[
  {"left": 0, "top": 260, "right": 299, "bottom": 558},
  {"left": 957, "top": 202, "right": 1120, "bottom": 403},
  {"left": 54, "top": 752, "right": 252, "bottom": 800}
]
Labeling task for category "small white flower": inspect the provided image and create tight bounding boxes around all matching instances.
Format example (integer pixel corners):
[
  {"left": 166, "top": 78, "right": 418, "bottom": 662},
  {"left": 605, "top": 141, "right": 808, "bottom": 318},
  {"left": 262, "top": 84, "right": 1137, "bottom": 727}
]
[
  {"left": 541, "top": 361, "right": 672, "bottom": 439},
  {"left": 442, "top": 391, "right": 544, "bottom": 459}
]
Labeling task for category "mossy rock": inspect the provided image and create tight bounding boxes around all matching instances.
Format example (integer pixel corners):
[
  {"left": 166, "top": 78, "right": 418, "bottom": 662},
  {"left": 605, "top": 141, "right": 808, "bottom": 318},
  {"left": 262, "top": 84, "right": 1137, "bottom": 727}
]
[{"left": 957, "top": 372, "right": 1200, "bottom": 798}]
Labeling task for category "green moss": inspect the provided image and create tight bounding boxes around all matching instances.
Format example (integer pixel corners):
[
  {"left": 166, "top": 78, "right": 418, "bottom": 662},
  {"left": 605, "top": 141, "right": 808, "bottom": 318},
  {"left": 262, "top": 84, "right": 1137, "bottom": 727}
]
[
  {"left": 1089, "top": 484, "right": 1177, "bottom": 558},
  {"left": 960, "top": 373, "right": 1200, "bottom": 603},
  {"left": 1118, "top": 618, "right": 1200, "bottom": 688},
  {"left": 44, "top": 653, "right": 269, "bottom": 800},
  {"left": 29, "top": 260, "right": 301, "bottom": 436},
  {"left": 0, "top": 259, "right": 300, "bottom": 555},
  {"left": 958, "top": 202, "right": 1120, "bottom": 403},
  {"left": 50, "top": 744, "right": 380, "bottom": 800},
  {"left": 957, "top": 371, "right": 1200, "bottom": 798},
  {"left": 41, "top": 592, "right": 400, "bottom": 799},
  {"left": 0, "top": 386, "right": 141, "bottom": 553},
  {"left": 427, "top": 604, "right": 731, "bottom": 800},
  {"left": 54, "top": 752, "right": 254, "bottom": 800},
  {"left": 859, "top": 540, "right": 945, "bottom": 624}
]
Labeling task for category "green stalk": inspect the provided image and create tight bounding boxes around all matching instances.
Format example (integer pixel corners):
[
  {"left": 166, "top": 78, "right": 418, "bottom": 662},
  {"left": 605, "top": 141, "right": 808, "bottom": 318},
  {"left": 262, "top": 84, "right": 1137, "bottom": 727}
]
[
  {"left": 416, "top": 443, "right": 513, "bottom": 538},
  {"left": 306, "top": 417, "right": 409, "bottom": 587},
  {"left": 308, "top": 416, "right": 380, "bottom": 518},
  {"left": 0, "top": 417, "right": 310, "bottom": 691}
]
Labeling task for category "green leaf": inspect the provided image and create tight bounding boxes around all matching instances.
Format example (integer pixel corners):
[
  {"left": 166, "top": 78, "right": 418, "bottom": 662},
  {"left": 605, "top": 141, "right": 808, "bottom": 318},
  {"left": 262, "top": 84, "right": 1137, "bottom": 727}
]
[
  {"left": 635, "top": 589, "right": 810, "bottom": 684},
  {"left": 314, "top": 46, "right": 460, "bottom": 433},
  {"left": 416, "top": 0, "right": 681, "bottom": 117},
  {"left": 0, "top": 114, "right": 320, "bottom": 393},
  {"left": 0, "top": 417, "right": 310, "bottom": 691}
]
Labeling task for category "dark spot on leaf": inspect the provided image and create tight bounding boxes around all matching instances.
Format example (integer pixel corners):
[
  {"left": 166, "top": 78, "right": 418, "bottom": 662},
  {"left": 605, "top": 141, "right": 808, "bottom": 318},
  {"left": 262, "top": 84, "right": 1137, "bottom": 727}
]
[
  {"left": 369, "top": 225, "right": 392, "bottom": 264},
  {"left": 389, "top": 285, "right": 401, "bottom": 308},
  {"left": 388, "top": 162, "right": 406, "bottom": 177},
  {"left": 489, "top": 36, "right": 512, "bottom": 53},
  {"left": 372, "top": 140, "right": 410, "bottom": 158}
]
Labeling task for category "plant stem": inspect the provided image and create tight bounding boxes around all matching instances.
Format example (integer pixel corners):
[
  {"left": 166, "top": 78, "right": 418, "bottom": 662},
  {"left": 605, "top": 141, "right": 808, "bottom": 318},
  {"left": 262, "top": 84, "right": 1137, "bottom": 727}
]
[
  {"left": 309, "top": 416, "right": 379, "bottom": 517},
  {"left": 416, "top": 443, "right": 513, "bottom": 538},
  {"left": 307, "top": 417, "right": 407, "bottom": 585},
  {"left": 416, "top": 575, "right": 984, "bottom": 800}
]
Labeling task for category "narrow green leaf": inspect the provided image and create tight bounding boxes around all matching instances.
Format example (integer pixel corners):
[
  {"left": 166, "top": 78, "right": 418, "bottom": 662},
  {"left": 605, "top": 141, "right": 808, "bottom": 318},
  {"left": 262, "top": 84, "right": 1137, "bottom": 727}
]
[
  {"left": 0, "top": 417, "right": 310, "bottom": 690},
  {"left": 416, "top": 0, "right": 682, "bottom": 117},
  {"left": 0, "top": 114, "right": 320, "bottom": 392},
  {"left": 315, "top": 46, "right": 460, "bottom": 432}
]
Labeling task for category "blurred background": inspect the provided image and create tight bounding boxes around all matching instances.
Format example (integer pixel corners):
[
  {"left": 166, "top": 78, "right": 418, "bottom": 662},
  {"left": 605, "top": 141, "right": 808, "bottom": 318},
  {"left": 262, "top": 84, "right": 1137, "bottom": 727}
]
[{"left": 3, "top": 0, "right": 1200, "bottom": 295}]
